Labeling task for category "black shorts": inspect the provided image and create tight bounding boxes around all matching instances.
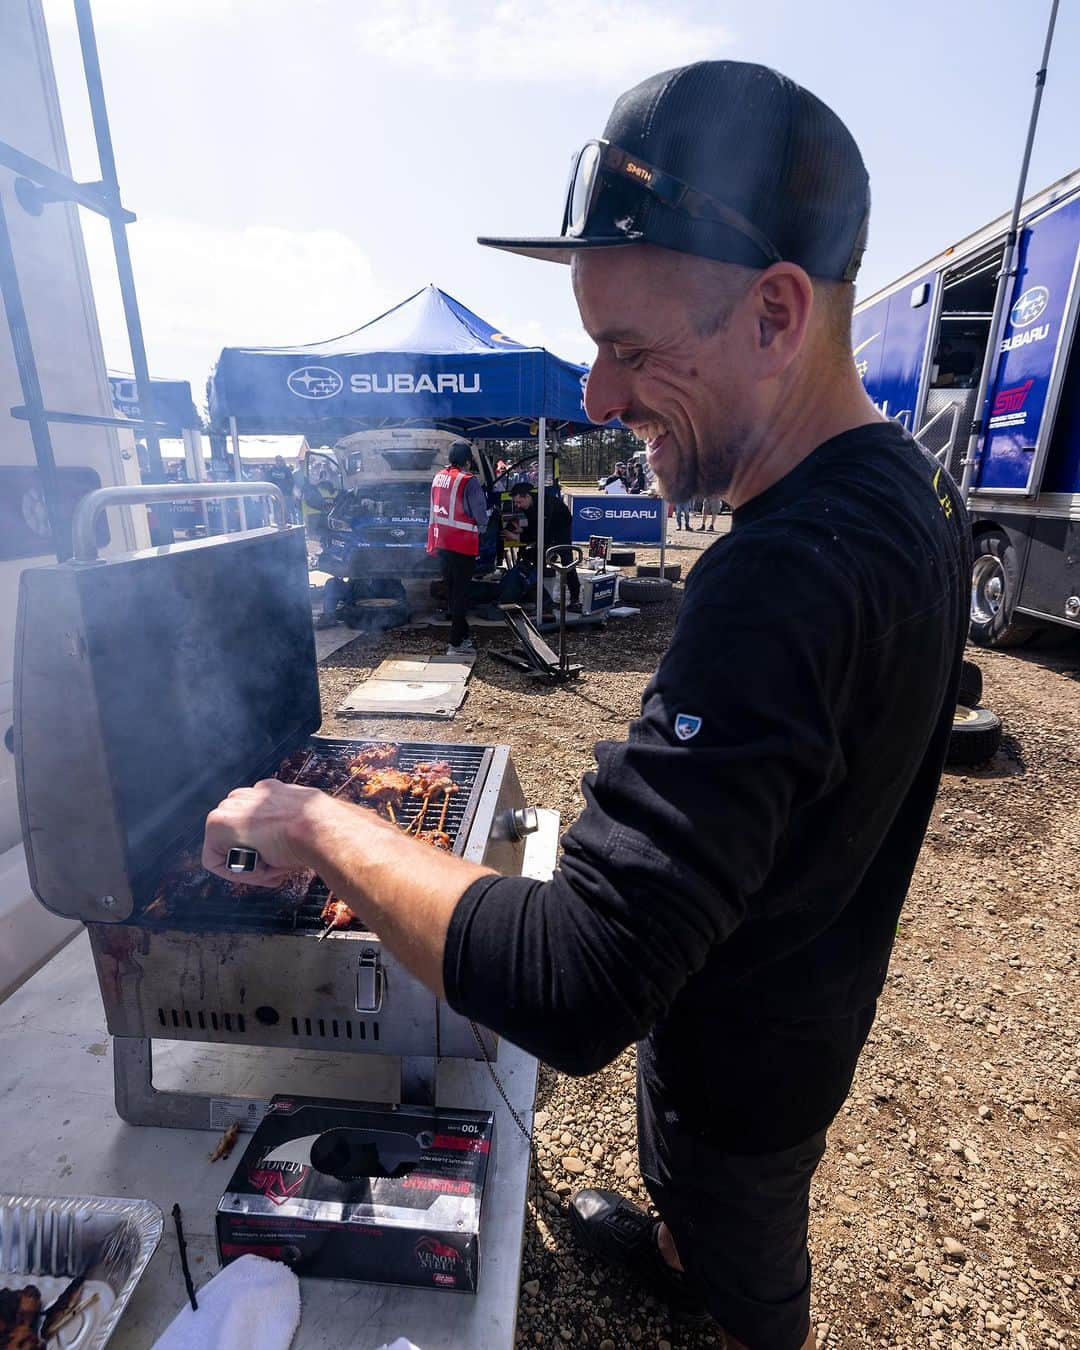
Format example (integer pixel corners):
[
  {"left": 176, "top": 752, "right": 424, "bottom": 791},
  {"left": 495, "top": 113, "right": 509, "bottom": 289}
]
[
  {"left": 637, "top": 1072, "right": 826, "bottom": 1349},
  {"left": 635, "top": 1007, "right": 875, "bottom": 1350}
]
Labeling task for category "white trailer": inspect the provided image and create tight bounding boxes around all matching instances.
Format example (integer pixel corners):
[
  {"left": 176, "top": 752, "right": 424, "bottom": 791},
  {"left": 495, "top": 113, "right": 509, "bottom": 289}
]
[{"left": 0, "top": 0, "right": 145, "bottom": 998}]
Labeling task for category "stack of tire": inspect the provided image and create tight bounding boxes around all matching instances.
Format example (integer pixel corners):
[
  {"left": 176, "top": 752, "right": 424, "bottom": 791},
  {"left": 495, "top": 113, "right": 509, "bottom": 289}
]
[{"left": 946, "top": 659, "right": 1003, "bottom": 767}]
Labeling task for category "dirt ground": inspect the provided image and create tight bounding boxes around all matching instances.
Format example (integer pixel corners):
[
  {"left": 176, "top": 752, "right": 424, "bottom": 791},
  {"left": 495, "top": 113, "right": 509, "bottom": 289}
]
[{"left": 316, "top": 523, "right": 1080, "bottom": 1350}]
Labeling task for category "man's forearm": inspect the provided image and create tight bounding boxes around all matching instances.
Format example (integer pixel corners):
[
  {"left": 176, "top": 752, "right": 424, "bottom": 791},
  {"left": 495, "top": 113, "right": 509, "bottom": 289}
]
[{"left": 286, "top": 794, "right": 494, "bottom": 996}]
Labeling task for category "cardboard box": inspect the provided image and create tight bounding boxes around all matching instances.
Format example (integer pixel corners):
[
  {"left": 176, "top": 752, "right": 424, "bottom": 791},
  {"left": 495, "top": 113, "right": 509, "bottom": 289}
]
[{"left": 216, "top": 1095, "right": 494, "bottom": 1292}]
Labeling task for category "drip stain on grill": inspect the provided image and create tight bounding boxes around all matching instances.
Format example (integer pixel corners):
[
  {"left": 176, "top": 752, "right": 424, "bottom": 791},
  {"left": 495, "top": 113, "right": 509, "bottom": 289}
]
[{"left": 134, "top": 740, "right": 490, "bottom": 936}]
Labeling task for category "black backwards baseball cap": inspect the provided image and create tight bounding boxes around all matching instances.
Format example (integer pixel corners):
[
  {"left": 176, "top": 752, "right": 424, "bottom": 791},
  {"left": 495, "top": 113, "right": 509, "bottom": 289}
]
[
  {"left": 448, "top": 441, "right": 473, "bottom": 466},
  {"left": 478, "top": 61, "right": 870, "bottom": 282}
]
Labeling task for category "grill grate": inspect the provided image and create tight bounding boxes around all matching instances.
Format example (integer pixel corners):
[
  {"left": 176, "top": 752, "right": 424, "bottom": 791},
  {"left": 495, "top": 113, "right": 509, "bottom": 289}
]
[{"left": 133, "top": 739, "right": 491, "bottom": 936}]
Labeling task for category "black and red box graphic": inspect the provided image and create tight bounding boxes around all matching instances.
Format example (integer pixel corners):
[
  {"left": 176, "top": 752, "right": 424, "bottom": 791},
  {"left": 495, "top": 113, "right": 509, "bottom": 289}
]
[{"left": 216, "top": 1095, "right": 494, "bottom": 1292}]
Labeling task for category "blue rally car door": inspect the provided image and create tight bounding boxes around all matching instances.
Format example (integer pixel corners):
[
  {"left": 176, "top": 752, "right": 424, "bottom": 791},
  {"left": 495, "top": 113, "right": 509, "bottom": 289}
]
[{"left": 976, "top": 195, "right": 1080, "bottom": 495}]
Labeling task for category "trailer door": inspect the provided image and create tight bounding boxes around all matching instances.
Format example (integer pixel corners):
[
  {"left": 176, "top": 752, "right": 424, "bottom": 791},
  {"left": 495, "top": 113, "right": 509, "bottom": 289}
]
[{"left": 976, "top": 196, "right": 1080, "bottom": 495}]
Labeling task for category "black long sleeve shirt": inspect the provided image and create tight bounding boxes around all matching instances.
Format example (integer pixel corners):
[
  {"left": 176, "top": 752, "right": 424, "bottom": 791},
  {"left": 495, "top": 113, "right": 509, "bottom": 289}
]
[{"left": 444, "top": 424, "right": 970, "bottom": 1148}]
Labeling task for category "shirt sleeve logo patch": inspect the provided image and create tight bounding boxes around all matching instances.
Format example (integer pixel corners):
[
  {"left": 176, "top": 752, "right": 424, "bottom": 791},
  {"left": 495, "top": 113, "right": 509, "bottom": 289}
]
[{"left": 674, "top": 713, "right": 703, "bottom": 741}]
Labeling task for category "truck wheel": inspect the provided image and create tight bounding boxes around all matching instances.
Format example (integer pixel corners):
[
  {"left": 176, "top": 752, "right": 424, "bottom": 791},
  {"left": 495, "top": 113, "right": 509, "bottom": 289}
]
[
  {"left": 635, "top": 563, "right": 682, "bottom": 581},
  {"left": 617, "top": 576, "right": 674, "bottom": 605},
  {"left": 946, "top": 705, "right": 1003, "bottom": 767},
  {"left": 957, "top": 659, "right": 983, "bottom": 709},
  {"left": 969, "top": 532, "right": 1041, "bottom": 648}
]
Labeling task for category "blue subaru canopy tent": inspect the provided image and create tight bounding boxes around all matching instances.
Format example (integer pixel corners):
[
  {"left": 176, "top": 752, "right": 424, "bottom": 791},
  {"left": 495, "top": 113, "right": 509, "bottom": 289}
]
[{"left": 207, "top": 284, "right": 594, "bottom": 440}]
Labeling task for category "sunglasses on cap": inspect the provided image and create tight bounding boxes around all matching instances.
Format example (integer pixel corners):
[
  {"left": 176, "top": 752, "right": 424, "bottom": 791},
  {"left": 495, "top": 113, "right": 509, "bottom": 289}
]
[{"left": 561, "top": 139, "right": 782, "bottom": 267}]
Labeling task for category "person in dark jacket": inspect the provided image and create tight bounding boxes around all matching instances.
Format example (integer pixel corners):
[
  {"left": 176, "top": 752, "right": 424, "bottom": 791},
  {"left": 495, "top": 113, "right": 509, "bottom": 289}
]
[
  {"left": 503, "top": 481, "right": 581, "bottom": 610},
  {"left": 204, "top": 62, "right": 969, "bottom": 1350}
]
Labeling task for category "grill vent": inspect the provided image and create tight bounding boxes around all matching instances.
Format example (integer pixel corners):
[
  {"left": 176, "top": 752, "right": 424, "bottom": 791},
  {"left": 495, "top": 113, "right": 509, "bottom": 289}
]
[
  {"left": 157, "top": 1008, "right": 246, "bottom": 1033},
  {"left": 284, "top": 1014, "right": 379, "bottom": 1041}
]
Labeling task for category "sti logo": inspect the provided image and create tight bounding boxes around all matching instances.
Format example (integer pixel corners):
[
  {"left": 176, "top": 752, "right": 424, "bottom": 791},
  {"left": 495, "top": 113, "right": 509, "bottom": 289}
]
[
  {"left": 287, "top": 366, "right": 343, "bottom": 399},
  {"left": 991, "top": 379, "right": 1035, "bottom": 415},
  {"left": 580, "top": 506, "right": 605, "bottom": 521},
  {"left": 1010, "top": 286, "right": 1049, "bottom": 328}
]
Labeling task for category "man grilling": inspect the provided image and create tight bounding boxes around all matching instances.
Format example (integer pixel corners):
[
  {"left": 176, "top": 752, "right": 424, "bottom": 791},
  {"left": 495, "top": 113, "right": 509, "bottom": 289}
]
[
  {"left": 426, "top": 440, "right": 489, "bottom": 656},
  {"left": 204, "top": 61, "right": 969, "bottom": 1350}
]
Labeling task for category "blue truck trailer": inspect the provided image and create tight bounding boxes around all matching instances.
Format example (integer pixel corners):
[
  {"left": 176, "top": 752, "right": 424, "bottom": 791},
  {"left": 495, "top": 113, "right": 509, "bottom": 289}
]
[{"left": 853, "top": 168, "right": 1080, "bottom": 646}]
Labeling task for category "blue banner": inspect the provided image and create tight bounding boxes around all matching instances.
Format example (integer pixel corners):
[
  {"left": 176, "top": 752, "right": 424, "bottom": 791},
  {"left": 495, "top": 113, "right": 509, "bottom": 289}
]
[
  {"left": 108, "top": 373, "right": 199, "bottom": 437},
  {"left": 570, "top": 494, "right": 663, "bottom": 544}
]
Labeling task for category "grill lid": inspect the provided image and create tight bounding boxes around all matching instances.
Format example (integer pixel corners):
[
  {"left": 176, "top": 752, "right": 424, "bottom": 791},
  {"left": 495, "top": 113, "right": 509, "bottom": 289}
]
[{"left": 15, "top": 526, "right": 319, "bottom": 922}]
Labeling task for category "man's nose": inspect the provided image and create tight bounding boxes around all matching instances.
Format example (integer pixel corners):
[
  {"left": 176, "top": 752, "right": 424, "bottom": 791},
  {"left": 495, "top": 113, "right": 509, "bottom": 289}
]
[{"left": 584, "top": 349, "right": 632, "bottom": 425}]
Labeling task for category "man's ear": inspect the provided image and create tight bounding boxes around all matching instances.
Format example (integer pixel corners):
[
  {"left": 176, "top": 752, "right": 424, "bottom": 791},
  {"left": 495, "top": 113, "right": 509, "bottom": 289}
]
[{"left": 750, "top": 263, "right": 814, "bottom": 376}]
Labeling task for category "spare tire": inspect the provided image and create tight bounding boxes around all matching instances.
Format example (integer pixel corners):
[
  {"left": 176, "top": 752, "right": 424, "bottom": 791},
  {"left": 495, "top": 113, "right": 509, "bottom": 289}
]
[
  {"left": 946, "top": 705, "right": 1002, "bottom": 767},
  {"left": 958, "top": 659, "right": 983, "bottom": 709},
  {"left": 609, "top": 549, "right": 636, "bottom": 566},
  {"left": 341, "top": 597, "right": 410, "bottom": 631},
  {"left": 618, "top": 576, "right": 674, "bottom": 605},
  {"left": 635, "top": 563, "right": 682, "bottom": 581}
]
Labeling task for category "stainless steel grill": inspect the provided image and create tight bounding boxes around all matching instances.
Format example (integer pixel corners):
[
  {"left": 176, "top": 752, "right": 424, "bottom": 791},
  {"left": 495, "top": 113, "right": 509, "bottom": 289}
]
[
  {"left": 140, "top": 740, "right": 493, "bottom": 935},
  {"left": 15, "top": 486, "right": 537, "bottom": 1130}
]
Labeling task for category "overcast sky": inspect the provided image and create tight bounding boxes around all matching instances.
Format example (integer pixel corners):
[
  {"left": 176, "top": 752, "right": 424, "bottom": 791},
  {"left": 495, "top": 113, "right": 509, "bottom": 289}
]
[{"left": 39, "top": 0, "right": 1080, "bottom": 407}]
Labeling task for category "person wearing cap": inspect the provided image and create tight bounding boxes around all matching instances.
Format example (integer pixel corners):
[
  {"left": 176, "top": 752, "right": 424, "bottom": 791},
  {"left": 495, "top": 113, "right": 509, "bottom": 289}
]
[
  {"left": 426, "top": 441, "right": 489, "bottom": 655},
  {"left": 504, "top": 480, "right": 582, "bottom": 613},
  {"left": 203, "top": 61, "right": 969, "bottom": 1350}
]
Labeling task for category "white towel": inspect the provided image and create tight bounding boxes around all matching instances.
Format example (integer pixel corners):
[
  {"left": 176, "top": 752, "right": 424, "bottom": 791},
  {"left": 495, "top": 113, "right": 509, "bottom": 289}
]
[{"left": 152, "top": 1253, "right": 301, "bottom": 1350}]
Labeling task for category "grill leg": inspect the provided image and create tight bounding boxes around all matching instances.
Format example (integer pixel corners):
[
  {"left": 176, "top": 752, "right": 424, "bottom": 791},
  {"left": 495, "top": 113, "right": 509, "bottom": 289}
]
[
  {"left": 400, "top": 1055, "right": 436, "bottom": 1106},
  {"left": 112, "top": 1035, "right": 267, "bottom": 1130}
]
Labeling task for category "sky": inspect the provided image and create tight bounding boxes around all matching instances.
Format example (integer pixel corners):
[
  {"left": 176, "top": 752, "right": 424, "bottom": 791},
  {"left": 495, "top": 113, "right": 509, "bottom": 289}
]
[{"left": 36, "top": 0, "right": 1080, "bottom": 412}]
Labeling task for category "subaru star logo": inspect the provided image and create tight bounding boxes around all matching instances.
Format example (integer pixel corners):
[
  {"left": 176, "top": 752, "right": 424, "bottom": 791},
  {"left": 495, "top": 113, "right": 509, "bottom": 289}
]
[
  {"left": 1010, "top": 286, "right": 1049, "bottom": 328},
  {"left": 580, "top": 506, "right": 604, "bottom": 521},
  {"left": 287, "top": 366, "right": 343, "bottom": 399}
]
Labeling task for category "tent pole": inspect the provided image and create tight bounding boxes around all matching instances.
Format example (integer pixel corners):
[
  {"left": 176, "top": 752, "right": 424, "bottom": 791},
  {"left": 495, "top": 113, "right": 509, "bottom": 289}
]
[
  {"left": 659, "top": 491, "right": 667, "bottom": 574},
  {"left": 229, "top": 415, "right": 249, "bottom": 531},
  {"left": 183, "top": 426, "right": 211, "bottom": 535},
  {"left": 535, "top": 417, "right": 547, "bottom": 626}
]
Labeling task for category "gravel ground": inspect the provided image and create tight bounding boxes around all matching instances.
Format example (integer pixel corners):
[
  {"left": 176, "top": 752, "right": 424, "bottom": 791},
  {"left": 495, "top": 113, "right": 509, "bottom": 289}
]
[{"left": 315, "top": 524, "right": 1079, "bottom": 1350}]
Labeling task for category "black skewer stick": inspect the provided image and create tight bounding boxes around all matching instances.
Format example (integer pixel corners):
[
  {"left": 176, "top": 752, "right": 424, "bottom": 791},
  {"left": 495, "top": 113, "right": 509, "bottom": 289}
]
[{"left": 172, "top": 1203, "right": 199, "bottom": 1312}]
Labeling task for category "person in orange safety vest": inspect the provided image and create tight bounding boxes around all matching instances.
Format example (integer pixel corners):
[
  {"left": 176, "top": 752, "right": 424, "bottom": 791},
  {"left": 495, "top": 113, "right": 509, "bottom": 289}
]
[{"left": 427, "top": 441, "right": 489, "bottom": 654}]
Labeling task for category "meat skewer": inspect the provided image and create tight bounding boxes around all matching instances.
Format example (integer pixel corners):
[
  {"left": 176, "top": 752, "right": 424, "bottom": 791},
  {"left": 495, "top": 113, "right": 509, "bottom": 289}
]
[
  {"left": 346, "top": 744, "right": 399, "bottom": 775},
  {"left": 317, "top": 895, "right": 356, "bottom": 940},
  {"left": 437, "top": 788, "right": 455, "bottom": 834}
]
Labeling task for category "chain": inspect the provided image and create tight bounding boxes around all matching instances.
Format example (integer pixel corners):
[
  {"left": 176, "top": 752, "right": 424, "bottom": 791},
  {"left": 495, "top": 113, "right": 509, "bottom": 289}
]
[{"left": 469, "top": 1020, "right": 537, "bottom": 1156}]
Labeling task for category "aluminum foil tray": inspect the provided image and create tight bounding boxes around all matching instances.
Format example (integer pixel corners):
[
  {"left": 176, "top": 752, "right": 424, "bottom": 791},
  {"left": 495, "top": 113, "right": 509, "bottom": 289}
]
[{"left": 0, "top": 1194, "right": 163, "bottom": 1347}]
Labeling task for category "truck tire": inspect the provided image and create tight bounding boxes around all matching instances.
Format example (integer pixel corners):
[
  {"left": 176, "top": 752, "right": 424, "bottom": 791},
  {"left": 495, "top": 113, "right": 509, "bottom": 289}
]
[
  {"left": 609, "top": 550, "right": 636, "bottom": 566},
  {"left": 946, "top": 705, "right": 1002, "bottom": 767},
  {"left": 618, "top": 576, "right": 674, "bottom": 605},
  {"left": 635, "top": 563, "right": 682, "bottom": 582},
  {"left": 969, "top": 532, "right": 1041, "bottom": 648},
  {"left": 958, "top": 659, "right": 983, "bottom": 709}
]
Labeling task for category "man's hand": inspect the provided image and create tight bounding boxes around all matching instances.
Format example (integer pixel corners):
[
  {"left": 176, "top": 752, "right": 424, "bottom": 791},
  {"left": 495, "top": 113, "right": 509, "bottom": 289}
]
[
  {"left": 201, "top": 779, "right": 495, "bottom": 997},
  {"left": 203, "top": 779, "right": 327, "bottom": 886}
]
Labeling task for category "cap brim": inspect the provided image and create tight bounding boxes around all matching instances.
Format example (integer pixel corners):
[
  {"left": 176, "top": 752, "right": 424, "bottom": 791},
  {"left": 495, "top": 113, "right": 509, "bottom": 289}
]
[{"left": 477, "top": 234, "right": 642, "bottom": 264}]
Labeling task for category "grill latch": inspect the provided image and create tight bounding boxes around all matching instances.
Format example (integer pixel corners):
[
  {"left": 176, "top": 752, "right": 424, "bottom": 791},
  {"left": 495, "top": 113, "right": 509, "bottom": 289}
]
[{"left": 356, "top": 947, "right": 384, "bottom": 1014}]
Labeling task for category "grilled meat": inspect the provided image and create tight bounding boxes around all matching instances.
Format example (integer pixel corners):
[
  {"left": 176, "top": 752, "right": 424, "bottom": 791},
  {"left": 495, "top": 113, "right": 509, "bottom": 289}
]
[
  {"left": 209, "top": 1121, "right": 240, "bottom": 1163},
  {"left": 358, "top": 768, "right": 412, "bottom": 806},
  {"left": 40, "top": 1276, "right": 83, "bottom": 1340},
  {"left": 347, "top": 744, "right": 399, "bottom": 774},
  {"left": 320, "top": 896, "right": 356, "bottom": 930},
  {"left": 408, "top": 760, "right": 456, "bottom": 797},
  {"left": 0, "top": 1284, "right": 43, "bottom": 1349},
  {"left": 416, "top": 829, "right": 452, "bottom": 851}
]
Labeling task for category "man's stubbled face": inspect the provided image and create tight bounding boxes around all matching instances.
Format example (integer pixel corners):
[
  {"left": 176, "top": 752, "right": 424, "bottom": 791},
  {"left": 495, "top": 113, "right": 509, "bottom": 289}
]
[{"left": 573, "top": 247, "right": 754, "bottom": 502}]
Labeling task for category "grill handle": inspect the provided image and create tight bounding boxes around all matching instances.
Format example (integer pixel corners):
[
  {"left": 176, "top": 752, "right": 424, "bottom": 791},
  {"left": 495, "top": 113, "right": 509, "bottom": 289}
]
[{"left": 71, "top": 482, "right": 290, "bottom": 562}]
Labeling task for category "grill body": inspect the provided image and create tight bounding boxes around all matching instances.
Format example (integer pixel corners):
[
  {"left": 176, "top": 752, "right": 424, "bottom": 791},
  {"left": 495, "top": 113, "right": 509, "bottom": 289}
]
[
  {"left": 88, "top": 739, "right": 526, "bottom": 1062},
  {"left": 14, "top": 521, "right": 535, "bottom": 1124}
]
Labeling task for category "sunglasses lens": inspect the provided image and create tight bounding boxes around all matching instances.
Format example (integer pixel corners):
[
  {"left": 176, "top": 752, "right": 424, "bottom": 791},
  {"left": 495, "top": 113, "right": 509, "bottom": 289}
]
[{"left": 568, "top": 142, "right": 602, "bottom": 236}]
